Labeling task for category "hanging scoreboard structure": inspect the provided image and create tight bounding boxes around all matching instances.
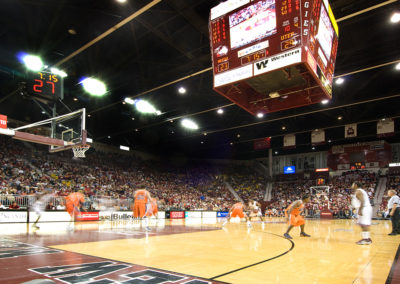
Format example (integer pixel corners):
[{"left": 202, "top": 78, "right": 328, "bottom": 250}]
[{"left": 209, "top": 0, "right": 338, "bottom": 115}]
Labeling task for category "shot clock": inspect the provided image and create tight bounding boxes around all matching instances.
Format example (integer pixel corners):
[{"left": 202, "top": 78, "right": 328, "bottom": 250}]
[{"left": 26, "top": 71, "right": 64, "bottom": 101}]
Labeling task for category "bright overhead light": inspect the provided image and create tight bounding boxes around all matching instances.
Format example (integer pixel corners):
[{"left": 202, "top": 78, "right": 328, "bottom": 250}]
[
  {"left": 395, "top": 62, "right": 400, "bottom": 70},
  {"left": 203, "top": 132, "right": 207, "bottom": 136},
  {"left": 312, "top": 147, "right": 316, "bottom": 150},
  {"left": 335, "top": 78, "right": 344, "bottom": 85},
  {"left": 81, "top": 77, "right": 107, "bottom": 96},
  {"left": 178, "top": 87, "right": 186, "bottom": 94},
  {"left": 50, "top": 67, "right": 67, "bottom": 78},
  {"left": 134, "top": 99, "right": 160, "bottom": 115},
  {"left": 88, "top": 114, "right": 91, "bottom": 117},
  {"left": 124, "top": 98, "right": 135, "bottom": 105},
  {"left": 338, "top": 116, "right": 343, "bottom": 120},
  {"left": 237, "top": 134, "right": 241, "bottom": 138},
  {"left": 390, "top": 12, "right": 400, "bottom": 23},
  {"left": 230, "top": 142, "right": 233, "bottom": 146},
  {"left": 257, "top": 113, "right": 264, "bottom": 118},
  {"left": 116, "top": 0, "right": 127, "bottom": 3},
  {"left": 73, "top": 98, "right": 78, "bottom": 101},
  {"left": 87, "top": 138, "right": 93, "bottom": 143},
  {"left": 328, "top": 140, "right": 332, "bottom": 143},
  {"left": 21, "top": 54, "right": 43, "bottom": 71},
  {"left": 41, "top": 111, "right": 45, "bottom": 114},
  {"left": 120, "top": 145, "right": 130, "bottom": 151},
  {"left": 282, "top": 126, "right": 286, "bottom": 130},
  {"left": 321, "top": 99, "right": 329, "bottom": 104},
  {"left": 217, "top": 108, "right": 224, "bottom": 114},
  {"left": 107, "top": 136, "right": 111, "bottom": 139},
  {"left": 275, "top": 151, "right": 278, "bottom": 154},
  {"left": 201, "top": 141, "right": 204, "bottom": 144},
  {"left": 181, "top": 118, "right": 199, "bottom": 130}
]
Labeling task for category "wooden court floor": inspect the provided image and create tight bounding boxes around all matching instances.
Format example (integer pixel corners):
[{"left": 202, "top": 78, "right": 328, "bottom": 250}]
[{"left": 1, "top": 218, "right": 400, "bottom": 283}]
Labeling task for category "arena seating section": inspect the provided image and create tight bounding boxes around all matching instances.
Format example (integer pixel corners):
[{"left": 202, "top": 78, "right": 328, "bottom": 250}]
[{"left": 0, "top": 136, "right": 384, "bottom": 218}]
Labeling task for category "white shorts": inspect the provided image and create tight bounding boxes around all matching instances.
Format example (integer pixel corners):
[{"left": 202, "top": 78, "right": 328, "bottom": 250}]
[{"left": 357, "top": 206, "right": 372, "bottom": 226}]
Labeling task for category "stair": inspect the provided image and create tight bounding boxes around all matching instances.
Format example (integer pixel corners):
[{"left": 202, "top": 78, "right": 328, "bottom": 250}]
[
  {"left": 373, "top": 177, "right": 387, "bottom": 217},
  {"left": 224, "top": 181, "right": 244, "bottom": 203}
]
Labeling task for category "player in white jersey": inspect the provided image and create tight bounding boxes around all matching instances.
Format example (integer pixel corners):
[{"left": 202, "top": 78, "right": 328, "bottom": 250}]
[
  {"left": 32, "top": 188, "right": 55, "bottom": 229},
  {"left": 351, "top": 182, "right": 372, "bottom": 245},
  {"left": 248, "top": 200, "right": 265, "bottom": 224}
]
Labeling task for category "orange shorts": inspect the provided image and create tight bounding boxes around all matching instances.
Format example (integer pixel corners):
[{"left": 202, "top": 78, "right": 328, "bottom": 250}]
[
  {"left": 288, "top": 214, "right": 305, "bottom": 226},
  {"left": 231, "top": 209, "right": 245, "bottom": 218},
  {"left": 66, "top": 204, "right": 80, "bottom": 217},
  {"left": 133, "top": 203, "right": 146, "bottom": 218}
]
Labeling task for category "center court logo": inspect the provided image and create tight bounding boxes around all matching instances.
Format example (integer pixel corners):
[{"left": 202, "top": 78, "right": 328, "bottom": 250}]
[{"left": 254, "top": 48, "right": 302, "bottom": 76}]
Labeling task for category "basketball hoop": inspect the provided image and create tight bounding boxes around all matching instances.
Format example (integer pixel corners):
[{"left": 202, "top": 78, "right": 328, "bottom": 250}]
[{"left": 72, "top": 144, "right": 90, "bottom": 158}]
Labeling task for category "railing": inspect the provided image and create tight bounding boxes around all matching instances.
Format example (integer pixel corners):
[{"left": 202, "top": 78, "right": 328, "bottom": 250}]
[{"left": 0, "top": 194, "right": 134, "bottom": 210}]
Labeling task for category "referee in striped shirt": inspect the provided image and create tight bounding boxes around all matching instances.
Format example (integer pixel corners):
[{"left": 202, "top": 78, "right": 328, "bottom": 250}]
[{"left": 387, "top": 190, "right": 400, "bottom": 236}]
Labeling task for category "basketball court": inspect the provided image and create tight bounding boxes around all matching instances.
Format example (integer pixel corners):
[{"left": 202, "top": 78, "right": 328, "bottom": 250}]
[{"left": 1, "top": 218, "right": 399, "bottom": 283}]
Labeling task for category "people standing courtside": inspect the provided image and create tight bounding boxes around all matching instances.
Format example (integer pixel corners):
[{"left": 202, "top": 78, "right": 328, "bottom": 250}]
[{"left": 387, "top": 190, "right": 400, "bottom": 235}]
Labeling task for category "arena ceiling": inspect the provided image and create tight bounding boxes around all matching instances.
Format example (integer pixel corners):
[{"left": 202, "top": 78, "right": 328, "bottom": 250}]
[{"left": 0, "top": 0, "right": 399, "bottom": 160}]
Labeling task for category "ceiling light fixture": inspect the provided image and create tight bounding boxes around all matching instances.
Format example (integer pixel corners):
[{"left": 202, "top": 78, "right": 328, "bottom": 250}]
[
  {"left": 395, "top": 62, "right": 400, "bottom": 70},
  {"left": 181, "top": 118, "right": 199, "bottom": 130},
  {"left": 282, "top": 126, "right": 286, "bottom": 130},
  {"left": 20, "top": 54, "right": 43, "bottom": 71},
  {"left": 390, "top": 12, "right": 400, "bottom": 23},
  {"left": 80, "top": 77, "right": 107, "bottom": 96},
  {"left": 257, "top": 113, "right": 264, "bottom": 118},
  {"left": 321, "top": 99, "right": 329, "bottom": 104},
  {"left": 338, "top": 116, "right": 343, "bottom": 120},
  {"left": 124, "top": 98, "right": 135, "bottom": 105},
  {"left": 335, "top": 77, "right": 344, "bottom": 85},
  {"left": 217, "top": 108, "right": 224, "bottom": 114},
  {"left": 178, "top": 87, "right": 186, "bottom": 94}
]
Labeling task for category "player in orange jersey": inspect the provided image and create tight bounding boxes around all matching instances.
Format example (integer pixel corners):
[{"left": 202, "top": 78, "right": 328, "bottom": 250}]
[
  {"left": 133, "top": 188, "right": 151, "bottom": 219},
  {"left": 222, "top": 202, "right": 252, "bottom": 228},
  {"left": 283, "top": 195, "right": 311, "bottom": 239},
  {"left": 145, "top": 197, "right": 159, "bottom": 218},
  {"left": 65, "top": 189, "right": 85, "bottom": 229}
]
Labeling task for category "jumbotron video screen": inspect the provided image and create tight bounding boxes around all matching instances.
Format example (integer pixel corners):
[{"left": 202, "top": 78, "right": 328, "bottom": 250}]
[{"left": 209, "top": 0, "right": 339, "bottom": 113}]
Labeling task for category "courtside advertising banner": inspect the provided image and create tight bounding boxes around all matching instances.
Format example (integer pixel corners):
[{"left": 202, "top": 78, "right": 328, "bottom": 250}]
[
  {"left": 75, "top": 212, "right": 99, "bottom": 221},
  {"left": 0, "top": 211, "right": 27, "bottom": 223},
  {"left": 185, "top": 211, "right": 202, "bottom": 218},
  {"left": 217, "top": 211, "right": 229, "bottom": 217},
  {"left": 170, "top": 211, "right": 185, "bottom": 219},
  {"left": 202, "top": 211, "right": 217, "bottom": 218},
  {"left": 29, "top": 211, "right": 71, "bottom": 222}
]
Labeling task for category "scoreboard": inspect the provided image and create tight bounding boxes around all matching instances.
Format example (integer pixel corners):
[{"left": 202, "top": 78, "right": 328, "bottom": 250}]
[
  {"left": 209, "top": 0, "right": 338, "bottom": 114},
  {"left": 26, "top": 71, "right": 64, "bottom": 102}
]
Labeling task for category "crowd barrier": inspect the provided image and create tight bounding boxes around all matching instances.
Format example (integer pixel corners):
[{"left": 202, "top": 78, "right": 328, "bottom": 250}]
[{"left": 0, "top": 210, "right": 227, "bottom": 223}]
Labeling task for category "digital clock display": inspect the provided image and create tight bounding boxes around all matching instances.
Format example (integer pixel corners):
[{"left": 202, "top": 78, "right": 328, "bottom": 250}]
[{"left": 27, "top": 71, "right": 63, "bottom": 101}]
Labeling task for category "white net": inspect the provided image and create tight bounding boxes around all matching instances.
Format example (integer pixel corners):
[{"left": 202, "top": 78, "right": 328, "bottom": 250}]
[{"left": 72, "top": 144, "right": 90, "bottom": 158}]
